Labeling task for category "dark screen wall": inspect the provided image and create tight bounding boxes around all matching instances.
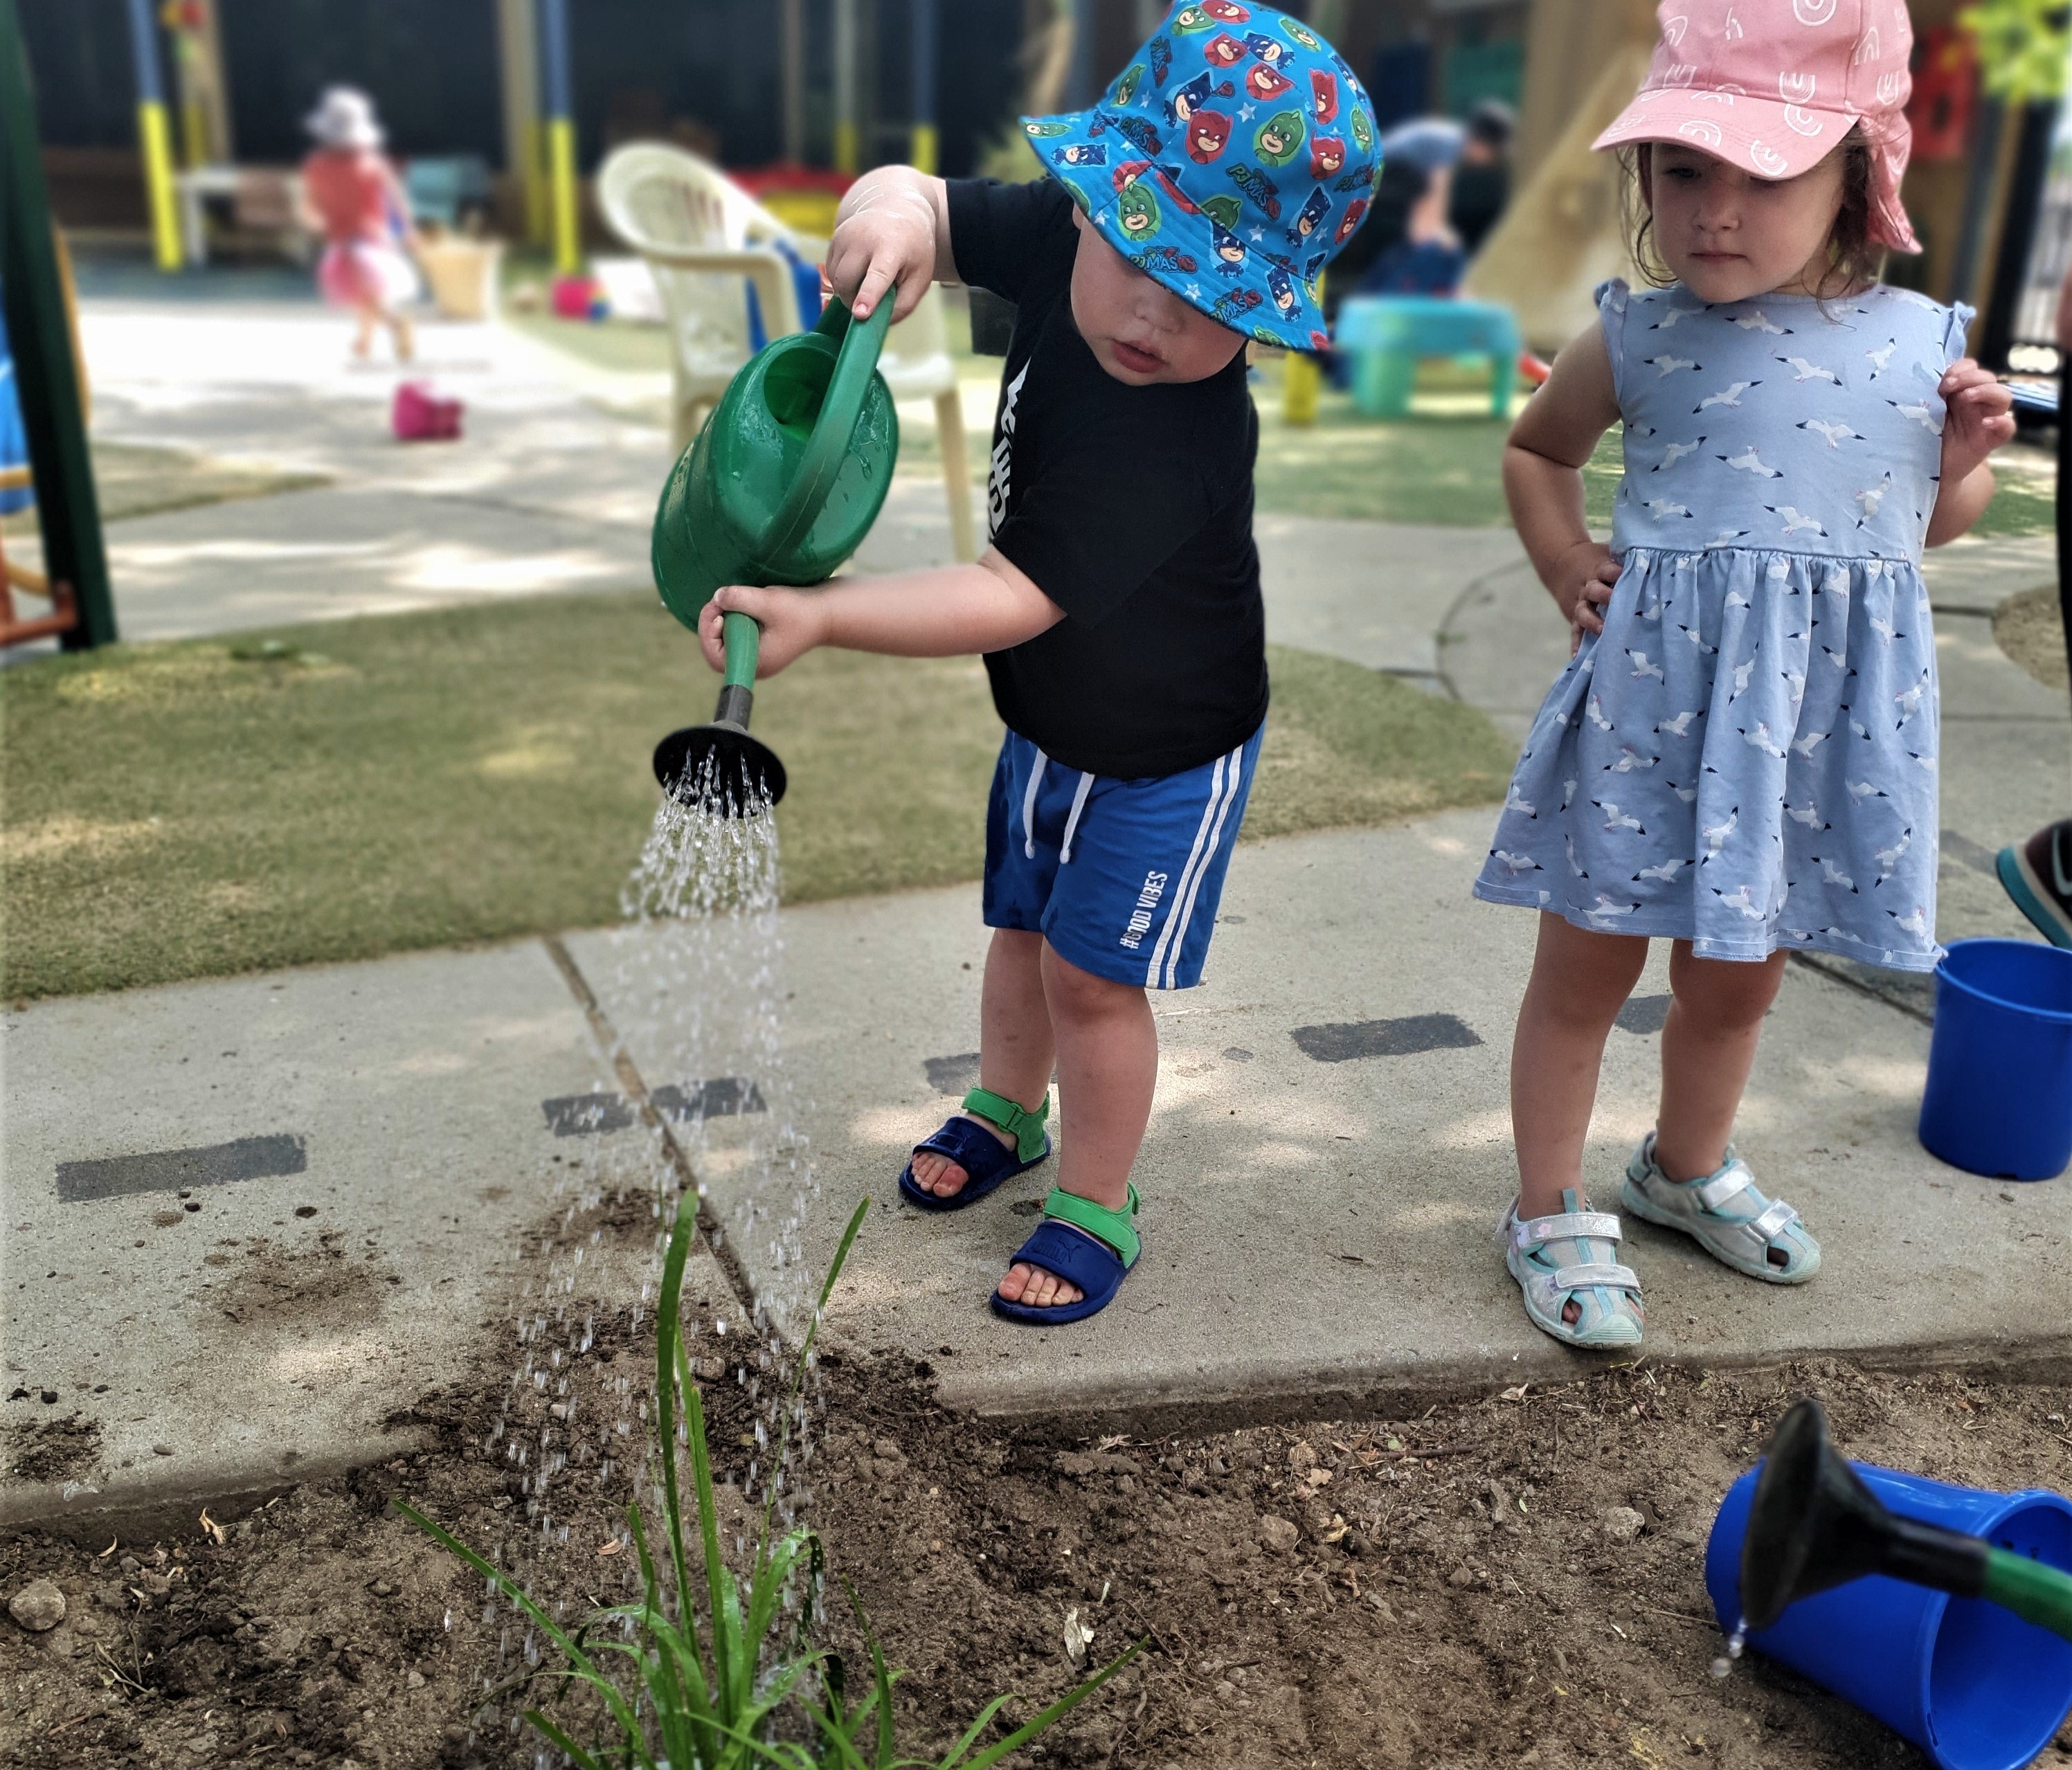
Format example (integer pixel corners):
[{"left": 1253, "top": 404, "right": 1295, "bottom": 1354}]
[
  {"left": 565, "top": 0, "right": 1023, "bottom": 177},
  {"left": 218, "top": 0, "right": 504, "bottom": 163},
  {"left": 19, "top": 0, "right": 137, "bottom": 148},
  {"left": 21, "top": 0, "right": 1024, "bottom": 179}
]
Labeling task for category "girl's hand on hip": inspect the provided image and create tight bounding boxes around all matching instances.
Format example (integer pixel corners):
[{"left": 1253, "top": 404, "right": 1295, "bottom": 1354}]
[
  {"left": 699, "top": 585, "right": 828, "bottom": 678},
  {"left": 1938, "top": 359, "right": 2015, "bottom": 482},
  {"left": 1553, "top": 540, "right": 1621, "bottom": 653}
]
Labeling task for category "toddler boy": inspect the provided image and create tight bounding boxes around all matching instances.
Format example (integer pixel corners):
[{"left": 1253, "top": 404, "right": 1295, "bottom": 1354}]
[{"left": 701, "top": 3, "right": 1380, "bottom": 1322}]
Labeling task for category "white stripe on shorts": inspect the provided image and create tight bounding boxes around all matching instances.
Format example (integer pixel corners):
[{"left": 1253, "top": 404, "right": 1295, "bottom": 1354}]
[
  {"left": 1021, "top": 748, "right": 1048, "bottom": 860},
  {"left": 1160, "top": 743, "right": 1247, "bottom": 989},
  {"left": 1143, "top": 741, "right": 1245, "bottom": 990}
]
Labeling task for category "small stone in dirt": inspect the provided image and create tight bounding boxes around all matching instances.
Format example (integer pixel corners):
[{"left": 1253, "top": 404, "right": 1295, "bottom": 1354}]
[
  {"left": 1603, "top": 1506, "right": 1646, "bottom": 1544},
  {"left": 370, "top": 1579, "right": 393, "bottom": 1597},
  {"left": 152, "top": 1443, "right": 174, "bottom": 1456},
  {"left": 10, "top": 1578, "right": 66, "bottom": 1631},
  {"left": 872, "top": 1437, "right": 905, "bottom": 1463},
  {"left": 407, "top": 1668, "right": 425, "bottom": 1688},
  {"left": 1287, "top": 1441, "right": 1317, "bottom": 1475},
  {"left": 1448, "top": 1562, "right": 1476, "bottom": 1589},
  {"left": 1258, "top": 1515, "right": 1299, "bottom": 1555}
]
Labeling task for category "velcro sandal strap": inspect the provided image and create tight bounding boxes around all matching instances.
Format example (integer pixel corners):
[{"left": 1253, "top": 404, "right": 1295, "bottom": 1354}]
[
  {"left": 1749, "top": 1199, "right": 1801, "bottom": 1241},
  {"left": 1692, "top": 1162, "right": 1756, "bottom": 1211},
  {"left": 1041, "top": 1182, "right": 1140, "bottom": 1269},
  {"left": 962, "top": 1087, "right": 1051, "bottom": 1163},
  {"left": 1549, "top": 1261, "right": 1642, "bottom": 1294},
  {"left": 1515, "top": 1211, "right": 1623, "bottom": 1248}
]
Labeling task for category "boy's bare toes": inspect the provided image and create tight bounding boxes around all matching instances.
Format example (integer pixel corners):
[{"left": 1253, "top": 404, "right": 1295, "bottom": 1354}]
[{"left": 998, "top": 1264, "right": 1084, "bottom": 1308}]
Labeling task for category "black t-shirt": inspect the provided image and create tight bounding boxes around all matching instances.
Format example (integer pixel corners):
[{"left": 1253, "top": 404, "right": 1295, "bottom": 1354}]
[{"left": 944, "top": 177, "right": 1267, "bottom": 780}]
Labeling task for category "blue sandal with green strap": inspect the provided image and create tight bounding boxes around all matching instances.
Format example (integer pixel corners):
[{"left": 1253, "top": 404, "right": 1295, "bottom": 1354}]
[
  {"left": 898, "top": 1087, "right": 1051, "bottom": 1212},
  {"left": 990, "top": 1184, "right": 1139, "bottom": 1326}
]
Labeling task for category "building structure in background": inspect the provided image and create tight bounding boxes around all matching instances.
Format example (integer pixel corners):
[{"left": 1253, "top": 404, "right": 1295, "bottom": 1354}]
[{"left": 15, "top": 0, "right": 2064, "bottom": 367}]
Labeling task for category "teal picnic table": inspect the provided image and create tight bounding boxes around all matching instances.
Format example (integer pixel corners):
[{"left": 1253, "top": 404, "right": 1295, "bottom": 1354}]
[{"left": 1336, "top": 294, "right": 1520, "bottom": 419}]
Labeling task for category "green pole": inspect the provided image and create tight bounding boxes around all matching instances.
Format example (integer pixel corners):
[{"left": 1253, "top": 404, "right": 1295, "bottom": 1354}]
[{"left": 0, "top": 0, "right": 116, "bottom": 649}]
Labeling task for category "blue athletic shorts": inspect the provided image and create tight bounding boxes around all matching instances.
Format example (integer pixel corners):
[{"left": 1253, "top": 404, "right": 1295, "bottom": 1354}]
[{"left": 982, "top": 725, "right": 1263, "bottom": 991}]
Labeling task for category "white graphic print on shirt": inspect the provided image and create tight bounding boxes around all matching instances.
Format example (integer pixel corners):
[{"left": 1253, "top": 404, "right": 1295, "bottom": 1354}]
[{"left": 987, "top": 361, "right": 1030, "bottom": 540}]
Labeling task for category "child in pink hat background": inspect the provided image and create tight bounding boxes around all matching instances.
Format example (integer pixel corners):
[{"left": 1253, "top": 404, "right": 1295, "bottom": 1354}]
[{"left": 1474, "top": 0, "right": 2015, "bottom": 1347}]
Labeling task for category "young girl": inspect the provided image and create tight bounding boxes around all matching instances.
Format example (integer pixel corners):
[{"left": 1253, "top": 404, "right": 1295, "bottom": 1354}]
[
  {"left": 299, "top": 87, "right": 419, "bottom": 363},
  {"left": 1475, "top": 0, "right": 2015, "bottom": 1348}
]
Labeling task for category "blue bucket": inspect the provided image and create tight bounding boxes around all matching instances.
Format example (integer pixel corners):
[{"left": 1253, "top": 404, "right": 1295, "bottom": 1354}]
[
  {"left": 1918, "top": 938, "right": 2072, "bottom": 1181},
  {"left": 1707, "top": 1462, "right": 2072, "bottom": 1770}
]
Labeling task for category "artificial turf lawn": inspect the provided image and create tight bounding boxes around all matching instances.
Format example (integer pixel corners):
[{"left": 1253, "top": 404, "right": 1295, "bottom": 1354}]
[{"left": 0, "top": 592, "right": 1513, "bottom": 1000}]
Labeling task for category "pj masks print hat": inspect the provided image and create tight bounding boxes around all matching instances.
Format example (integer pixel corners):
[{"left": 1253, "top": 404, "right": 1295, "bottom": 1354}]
[{"left": 1023, "top": 1, "right": 1382, "bottom": 352}]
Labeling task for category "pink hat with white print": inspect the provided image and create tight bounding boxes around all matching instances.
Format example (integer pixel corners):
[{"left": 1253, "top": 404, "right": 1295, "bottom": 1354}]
[{"left": 1593, "top": 0, "right": 1919, "bottom": 253}]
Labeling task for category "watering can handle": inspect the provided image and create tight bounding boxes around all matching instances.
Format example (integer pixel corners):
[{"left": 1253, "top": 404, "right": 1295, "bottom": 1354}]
[{"left": 755, "top": 296, "right": 894, "bottom": 563}]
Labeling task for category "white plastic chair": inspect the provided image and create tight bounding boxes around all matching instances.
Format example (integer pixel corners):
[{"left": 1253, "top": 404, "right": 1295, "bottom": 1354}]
[
  {"left": 876, "top": 284, "right": 975, "bottom": 563},
  {"left": 596, "top": 143, "right": 975, "bottom": 561}
]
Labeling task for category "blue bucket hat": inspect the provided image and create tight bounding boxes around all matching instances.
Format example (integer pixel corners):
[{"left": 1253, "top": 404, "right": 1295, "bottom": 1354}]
[{"left": 1023, "top": 2, "right": 1382, "bottom": 353}]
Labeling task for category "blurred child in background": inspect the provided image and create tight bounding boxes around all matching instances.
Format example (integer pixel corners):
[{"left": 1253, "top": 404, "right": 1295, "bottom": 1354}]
[{"left": 299, "top": 87, "right": 419, "bottom": 363}]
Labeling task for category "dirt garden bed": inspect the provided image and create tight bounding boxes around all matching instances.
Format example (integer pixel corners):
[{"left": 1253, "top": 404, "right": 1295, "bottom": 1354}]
[{"left": 5, "top": 1182, "right": 2072, "bottom": 1770}]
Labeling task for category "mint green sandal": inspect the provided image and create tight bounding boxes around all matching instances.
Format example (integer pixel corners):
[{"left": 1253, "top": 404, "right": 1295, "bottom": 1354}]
[
  {"left": 1502, "top": 1187, "right": 1645, "bottom": 1348},
  {"left": 1620, "top": 1133, "right": 1821, "bottom": 1283}
]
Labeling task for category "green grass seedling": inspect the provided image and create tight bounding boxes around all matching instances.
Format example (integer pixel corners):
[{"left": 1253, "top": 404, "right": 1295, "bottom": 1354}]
[{"left": 402, "top": 1194, "right": 1139, "bottom": 1767}]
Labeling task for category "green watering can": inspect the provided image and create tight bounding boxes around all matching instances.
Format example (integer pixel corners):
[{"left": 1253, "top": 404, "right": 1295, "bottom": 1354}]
[{"left": 650, "top": 295, "right": 899, "bottom": 811}]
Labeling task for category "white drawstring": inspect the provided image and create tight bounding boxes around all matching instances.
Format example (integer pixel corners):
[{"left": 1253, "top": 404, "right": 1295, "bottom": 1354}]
[
  {"left": 1058, "top": 771, "right": 1094, "bottom": 865},
  {"left": 1022, "top": 750, "right": 1047, "bottom": 859}
]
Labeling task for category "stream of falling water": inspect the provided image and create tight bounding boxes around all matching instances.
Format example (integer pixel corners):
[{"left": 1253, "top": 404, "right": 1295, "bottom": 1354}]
[{"left": 471, "top": 775, "right": 824, "bottom": 1761}]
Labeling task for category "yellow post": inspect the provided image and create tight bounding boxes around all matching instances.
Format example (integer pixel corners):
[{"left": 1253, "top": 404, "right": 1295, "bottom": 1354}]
[
  {"left": 524, "top": 117, "right": 549, "bottom": 246},
  {"left": 125, "top": 0, "right": 182, "bottom": 269},
  {"left": 1283, "top": 351, "right": 1321, "bottom": 426},
  {"left": 834, "top": 0, "right": 858, "bottom": 174},
  {"left": 548, "top": 115, "right": 579, "bottom": 275},
  {"left": 138, "top": 98, "right": 182, "bottom": 269},
  {"left": 540, "top": 0, "right": 579, "bottom": 274},
  {"left": 910, "top": 0, "right": 937, "bottom": 173}
]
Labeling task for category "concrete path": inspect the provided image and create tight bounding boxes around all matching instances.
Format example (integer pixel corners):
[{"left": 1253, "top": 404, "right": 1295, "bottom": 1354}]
[
  {"left": 0, "top": 941, "right": 738, "bottom": 1537},
  {"left": 571, "top": 813, "right": 2071, "bottom": 1428}
]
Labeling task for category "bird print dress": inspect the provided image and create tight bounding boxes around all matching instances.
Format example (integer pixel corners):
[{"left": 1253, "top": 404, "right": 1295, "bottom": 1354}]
[{"left": 1473, "top": 279, "right": 1972, "bottom": 971}]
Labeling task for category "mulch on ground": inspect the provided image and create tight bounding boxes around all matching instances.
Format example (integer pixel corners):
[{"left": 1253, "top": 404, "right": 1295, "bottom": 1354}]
[{"left": 1997, "top": 583, "right": 2070, "bottom": 694}]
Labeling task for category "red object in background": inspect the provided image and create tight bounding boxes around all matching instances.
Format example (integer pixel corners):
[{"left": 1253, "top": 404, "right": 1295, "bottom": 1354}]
[
  {"left": 732, "top": 163, "right": 854, "bottom": 204},
  {"left": 1518, "top": 351, "right": 1552, "bottom": 389},
  {"left": 1909, "top": 26, "right": 1976, "bottom": 163},
  {"left": 550, "top": 275, "right": 600, "bottom": 319},
  {"left": 392, "top": 381, "right": 462, "bottom": 442}
]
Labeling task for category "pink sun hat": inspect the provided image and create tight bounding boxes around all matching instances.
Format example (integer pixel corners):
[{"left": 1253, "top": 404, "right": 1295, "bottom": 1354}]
[{"left": 1593, "top": 0, "right": 1919, "bottom": 253}]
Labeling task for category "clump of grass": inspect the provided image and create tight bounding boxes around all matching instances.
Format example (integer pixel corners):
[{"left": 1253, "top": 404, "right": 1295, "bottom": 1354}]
[{"left": 400, "top": 1195, "right": 1136, "bottom": 1767}]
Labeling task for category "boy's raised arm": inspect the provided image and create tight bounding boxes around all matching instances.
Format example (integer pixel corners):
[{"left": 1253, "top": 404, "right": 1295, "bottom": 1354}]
[{"left": 825, "top": 167, "right": 955, "bottom": 323}]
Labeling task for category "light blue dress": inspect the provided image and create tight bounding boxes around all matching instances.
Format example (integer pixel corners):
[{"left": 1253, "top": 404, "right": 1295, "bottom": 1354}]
[{"left": 1474, "top": 279, "right": 1972, "bottom": 972}]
